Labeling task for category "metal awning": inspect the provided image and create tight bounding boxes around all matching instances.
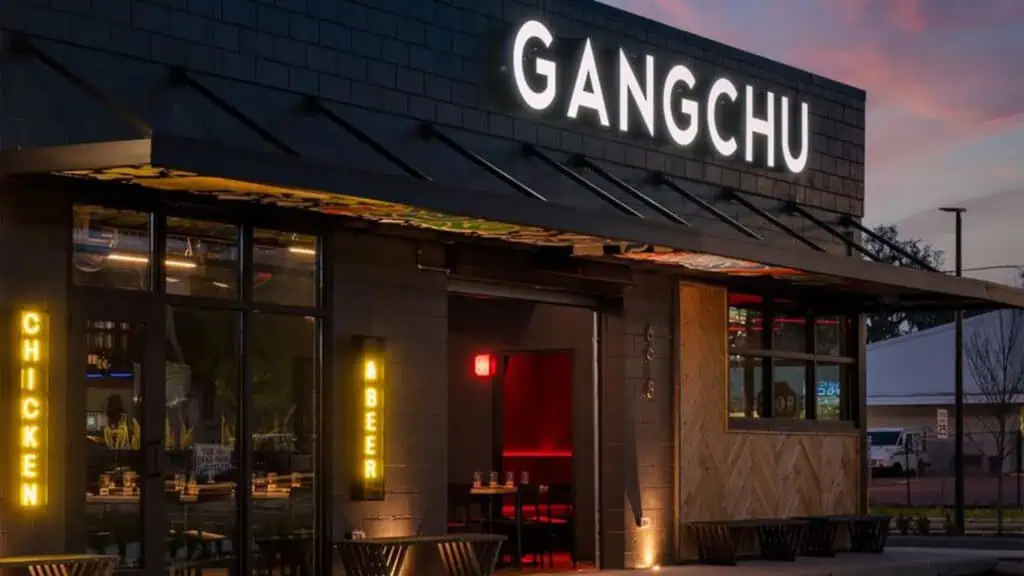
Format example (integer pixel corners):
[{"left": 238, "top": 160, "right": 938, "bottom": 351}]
[{"left": 3, "top": 133, "right": 1023, "bottom": 313}]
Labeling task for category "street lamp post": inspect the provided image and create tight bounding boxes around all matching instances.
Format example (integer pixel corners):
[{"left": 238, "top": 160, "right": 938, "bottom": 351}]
[{"left": 940, "top": 206, "right": 966, "bottom": 535}]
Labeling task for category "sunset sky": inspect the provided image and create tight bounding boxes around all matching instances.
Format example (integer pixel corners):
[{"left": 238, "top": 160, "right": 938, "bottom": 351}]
[{"left": 602, "top": 0, "right": 1024, "bottom": 280}]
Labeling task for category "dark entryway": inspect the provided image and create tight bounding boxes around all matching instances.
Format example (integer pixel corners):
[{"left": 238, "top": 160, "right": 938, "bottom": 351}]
[{"left": 446, "top": 293, "right": 598, "bottom": 572}]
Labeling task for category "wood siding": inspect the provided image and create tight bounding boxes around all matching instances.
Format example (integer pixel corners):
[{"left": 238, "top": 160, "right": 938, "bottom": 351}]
[{"left": 676, "top": 283, "right": 860, "bottom": 559}]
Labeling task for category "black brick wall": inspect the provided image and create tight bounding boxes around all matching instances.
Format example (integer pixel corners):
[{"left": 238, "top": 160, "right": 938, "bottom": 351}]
[{"left": 1, "top": 0, "right": 866, "bottom": 256}]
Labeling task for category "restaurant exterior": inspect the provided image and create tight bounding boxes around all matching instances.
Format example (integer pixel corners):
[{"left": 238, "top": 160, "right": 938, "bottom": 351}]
[{"left": 1, "top": 0, "right": 1022, "bottom": 573}]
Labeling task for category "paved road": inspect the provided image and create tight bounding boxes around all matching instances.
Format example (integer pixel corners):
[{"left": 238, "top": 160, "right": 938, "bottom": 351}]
[{"left": 870, "top": 475, "right": 1024, "bottom": 507}]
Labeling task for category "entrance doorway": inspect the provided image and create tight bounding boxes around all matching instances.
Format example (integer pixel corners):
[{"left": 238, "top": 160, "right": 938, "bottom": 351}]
[
  {"left": 497, "top": 350, "right": 574, "bottom": 496},
  {"left": 446, "top": 293, "right": 599, "bottom": 573}
]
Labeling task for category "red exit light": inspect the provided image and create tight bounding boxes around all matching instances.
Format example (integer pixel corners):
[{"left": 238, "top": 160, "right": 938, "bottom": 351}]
[{"left": 474, "top": 353, "right": 496, "bottom": 378}]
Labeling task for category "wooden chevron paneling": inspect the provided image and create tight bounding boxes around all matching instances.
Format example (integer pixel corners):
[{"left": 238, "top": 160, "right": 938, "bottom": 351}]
[{"left": 677, "top": 283, "right": 860, "bottom": 559}]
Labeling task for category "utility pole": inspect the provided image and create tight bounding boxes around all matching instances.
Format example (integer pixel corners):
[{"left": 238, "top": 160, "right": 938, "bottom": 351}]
[{"left": 940, "top": 206, "right": 966, "bottom": 534}]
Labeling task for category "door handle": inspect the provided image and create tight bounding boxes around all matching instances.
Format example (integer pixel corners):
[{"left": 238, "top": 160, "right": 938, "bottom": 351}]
[{"left": 146, "top": 441, "right": 162, "bottom": 478}]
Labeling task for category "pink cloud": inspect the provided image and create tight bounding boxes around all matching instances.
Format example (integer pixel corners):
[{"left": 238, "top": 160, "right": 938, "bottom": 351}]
[{"left": 836, "top": 0, "right": 1024, "bottom": 32}]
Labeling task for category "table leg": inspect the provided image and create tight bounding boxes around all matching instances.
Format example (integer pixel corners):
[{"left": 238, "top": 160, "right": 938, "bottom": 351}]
[{"left": 515, "top": 491, "right": 523, "bottom": 569}]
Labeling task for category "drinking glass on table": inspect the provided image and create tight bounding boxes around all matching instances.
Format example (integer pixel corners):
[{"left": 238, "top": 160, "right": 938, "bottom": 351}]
[
  {"left": 472, "top": 471, "right": 482, "bottom": 488},
  {"left": 521, "top": 471, "right": 530, "bottom": 485},
  {"left": 489, "top": 471, "right": 498, "bottom": 487},
  {"left": 505, "top": 472, "right": 514, "bottom": 487}
]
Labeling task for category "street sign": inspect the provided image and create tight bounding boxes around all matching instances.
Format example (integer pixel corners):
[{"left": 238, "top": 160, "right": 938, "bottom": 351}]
[{"left": 936, "top": 408, "right": 949, "bottom": 440}]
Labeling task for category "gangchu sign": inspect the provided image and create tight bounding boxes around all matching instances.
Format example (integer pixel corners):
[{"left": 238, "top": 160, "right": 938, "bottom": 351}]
[{"left": 503, "top": 19, "right": 812, "bottom": 174}]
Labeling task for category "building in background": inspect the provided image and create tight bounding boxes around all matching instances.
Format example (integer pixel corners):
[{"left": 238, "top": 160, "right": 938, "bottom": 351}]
[{"left": 868, "top": 310, "right": 1024, "bottom": 475}]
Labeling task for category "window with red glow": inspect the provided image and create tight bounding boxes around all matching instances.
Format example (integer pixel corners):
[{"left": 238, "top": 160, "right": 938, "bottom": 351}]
[
  {"left": 728, "top": 293, "right": 764, "bottom": 349},
  {"left": 727, "top": 292, "right": 855, "bottom": 423}
]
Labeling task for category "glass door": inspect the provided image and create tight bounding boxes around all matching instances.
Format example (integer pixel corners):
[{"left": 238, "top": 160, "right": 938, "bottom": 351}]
[{"left": 76, "top": 295, "right": 165, "bottom": 572}]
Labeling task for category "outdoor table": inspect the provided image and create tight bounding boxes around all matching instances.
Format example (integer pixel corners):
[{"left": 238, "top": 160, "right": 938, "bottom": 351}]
[
  {"left": 0, "top": 553, "right": 119, "bottom": 576},
  {"left": 470, "top": 485, "right": 522, "bottom": 568},
  {"left": 335, "top": 534, "right": 505, "bottom": 576}
]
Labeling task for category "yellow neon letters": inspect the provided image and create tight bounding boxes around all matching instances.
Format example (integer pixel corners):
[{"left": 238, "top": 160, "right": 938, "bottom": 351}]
[
  {"left": 18, "top": 310, "right": 47, "bottom": 508},
  {"left": 362, "top": 362, "right": 382, "bottom": 484}
]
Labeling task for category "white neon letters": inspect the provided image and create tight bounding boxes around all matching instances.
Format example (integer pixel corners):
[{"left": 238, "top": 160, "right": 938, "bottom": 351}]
[
  {"left": 745, "top": 85, "right": 775, "bottom": 168},
  {"left": 507, "top": 19, "right": 811, "bottom": 173},
  {"left": 511, "top": 20, "right": 557, "bottom": 111},
  {"left": 707, "top": 78, "right": 739, "bottom": 158},
  {"left": 662, "top": 65, "right": 699, "bottom": 147},
  {"left": 566, "top": 39, "right": 610, "bottom": 127},
  {"left": 618, "top": 51, "right": 656, "bottom": 137},
  {"left": 781, "top": 96, "right": 809, "bottom": 173}
]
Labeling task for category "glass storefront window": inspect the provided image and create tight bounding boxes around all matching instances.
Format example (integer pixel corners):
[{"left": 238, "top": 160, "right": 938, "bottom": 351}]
[
  {"left": 83, "top": 318, "right": 145, "bottom": 569},
  {"left": 165, "top": 218, "right": 240, "bottom": 299},
  {"left": 815, "top": 316, "right": 846, "bottom": 356},
  {"left": 728, "top": 294, "right": 763, "bottom": 349},
  {"left": 250, "top": 313, "right": 317, "bottom": 572},
  {"left": 165, "top": 307, "right": 240, "bottom": 567},
  {"left": 73, "top": 205, "right": 152, "bottom": 291},
  {"left": 253, "top": 230, "right": 318, "bottom": 307},
  {"left": 729, "top": 355, "right": 763, "bottom": 418},
  {"left": 772, "top": 311, "right": 807, "bottom": 353},
  {"left": 771, "top": 359, "right": 808, "bottom": 419},
  {"left": 816, "top": 363, "right": 847, "bottom": 420}
]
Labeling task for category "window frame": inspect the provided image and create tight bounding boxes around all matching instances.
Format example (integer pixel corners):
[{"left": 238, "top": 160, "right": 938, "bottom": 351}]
[
  {"left": 70, "top": 197, "right": 330, "bottom": 575},
  {"left": 727, "top": 292, "right": 859, "bottom": 432}
]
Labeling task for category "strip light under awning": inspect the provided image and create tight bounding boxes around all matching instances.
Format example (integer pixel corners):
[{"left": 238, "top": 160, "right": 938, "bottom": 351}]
[{"left": 106, "top": 252, "right": 198, "bottom": 269}]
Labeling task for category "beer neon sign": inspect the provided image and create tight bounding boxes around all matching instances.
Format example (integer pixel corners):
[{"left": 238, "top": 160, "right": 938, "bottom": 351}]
[
  {"left": 17, "top": 310, "right": 47, "bottom": 508},
  {"left": 353, "top": 336, "right": 385, "bottom": 501}
]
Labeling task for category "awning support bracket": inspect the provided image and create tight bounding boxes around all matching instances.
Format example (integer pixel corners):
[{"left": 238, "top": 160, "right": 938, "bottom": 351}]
[
  {"left": 419, "top": 123, "right": 547, "bottom": 201},
  {"left": 524, "top": 145, "right": 642, "bottom": 218},
  {"left": 9, "top": 34, "right": 153, "bottom": 139},
  {"left": 840, "top": 216, "right": 937, "bottom": 271},
  {"left": 656, "top": 174, "right": 761, "bottom": 240},
  {"left": 303, "top": 97, "right": 431, "bottom": 182},
  {"left": 724, "top": 189, "right": 827, "bottom": 252},
  {"left": 787, "top": 203, "right": 878, "bottom": 261},
  {"left": 574, "top": 157, "right": 689, "bottom": 226},
  {"left": 170, "top": 67, "right": 298, "bottom": 157}
]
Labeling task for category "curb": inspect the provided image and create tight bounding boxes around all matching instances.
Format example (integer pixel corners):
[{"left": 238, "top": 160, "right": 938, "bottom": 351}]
[{"left": 890, "top": 535, "right": 1024, "bottom": 550}]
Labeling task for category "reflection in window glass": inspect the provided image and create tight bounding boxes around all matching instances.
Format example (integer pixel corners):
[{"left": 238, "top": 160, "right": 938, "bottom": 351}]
[
  {"left": 165, "top": 307, "right": 239, "bottom": 569},
  {"left": 250, "top": 313, "right": 317, "bottom": 574},
  {"left": 815, "top": 316, "right": 846, "bottom": 356},
  {"left": 165, "top": 218, "right": 240, "bottom": 299},
  {"left": 729, "top": 355, "right": 763, "bottom": 418},
  {"left": 253, "top": 230, "right": 318, "bottom": 307},
  {"left": 771, "top": 359, "right": 808, "bottom": 419},
  {"left": 772, "top": 310, "right": 807, "bottom": 353},
  {"left": 816, "top": 363, "right": 846, "bottom": 420},
  {"left": 728, "top": 294, "right": 763, "bottom": 349},
  {"left": 73, "top": 205, "right": 152, "bottom": 291},
  {"left": 84, "top": 319, "right": 145, "bottom": 569}
]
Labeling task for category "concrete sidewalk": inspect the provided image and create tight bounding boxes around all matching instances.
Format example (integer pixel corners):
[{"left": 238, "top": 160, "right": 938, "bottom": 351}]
[{"left": 543, "top": 548, "right": 1024, "bottom": 575}]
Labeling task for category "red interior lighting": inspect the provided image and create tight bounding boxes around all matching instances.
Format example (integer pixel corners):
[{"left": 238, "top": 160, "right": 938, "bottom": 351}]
[{"left": 473, "top": 353, "right": 496, "bottom": 378}]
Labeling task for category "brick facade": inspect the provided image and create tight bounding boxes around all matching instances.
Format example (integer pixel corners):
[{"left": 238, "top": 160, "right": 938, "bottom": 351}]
[{"left": 0, "top": 0, "right": 868, "bottom": 569}]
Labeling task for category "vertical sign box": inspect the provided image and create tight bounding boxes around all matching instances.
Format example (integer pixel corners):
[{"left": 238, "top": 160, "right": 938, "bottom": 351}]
[
  {"left": 352, "top": 336, "right": 385, "bottom": 501},
  {"left": 17, "top": 310, "right": 48, "bottom": 508},
  {"left": 936, "top": 408, "right": 949, "bottom": 440}
]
